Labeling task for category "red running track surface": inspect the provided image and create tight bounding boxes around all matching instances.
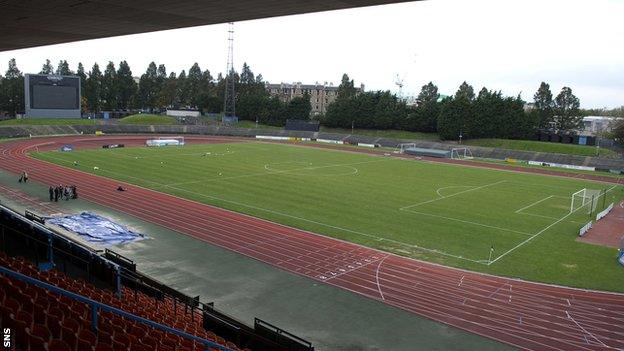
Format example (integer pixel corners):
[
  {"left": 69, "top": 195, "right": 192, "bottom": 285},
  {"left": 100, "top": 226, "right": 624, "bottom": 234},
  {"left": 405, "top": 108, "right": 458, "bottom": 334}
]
[{"left": 1, "top": 135, "right": 623, "bottom": 351}]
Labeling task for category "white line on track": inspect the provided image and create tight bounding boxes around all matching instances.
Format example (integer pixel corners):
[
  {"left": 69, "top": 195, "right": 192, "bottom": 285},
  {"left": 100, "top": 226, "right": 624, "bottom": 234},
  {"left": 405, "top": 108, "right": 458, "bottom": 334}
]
[
  {"left": 375, "top": 256, "right": 389, "bottom": 301},
  {"left": 566, "top": 311, "right": 609, "bottom": 348}
]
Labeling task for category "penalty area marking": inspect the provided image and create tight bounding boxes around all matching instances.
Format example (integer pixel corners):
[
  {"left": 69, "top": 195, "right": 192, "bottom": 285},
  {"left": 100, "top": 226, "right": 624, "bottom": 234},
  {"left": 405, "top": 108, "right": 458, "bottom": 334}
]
[
  {"left": 435, "top": 185, "right": 475, "bottom": 197},
  {"left": 488, "top": 184, "right": 619, "bottom": 265},
  {"left": 400, "top": 180, "right": 507, "bottom": 210},
  {"left": 515, "top": 195, "right": 554, "bottom": 214}
]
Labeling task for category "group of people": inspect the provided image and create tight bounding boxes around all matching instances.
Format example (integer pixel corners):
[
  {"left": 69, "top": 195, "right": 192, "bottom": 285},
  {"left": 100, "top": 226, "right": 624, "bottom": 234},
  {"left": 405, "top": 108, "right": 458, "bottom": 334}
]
[{"left": 49, "top": 185, "right": 78, "bottom": 202}]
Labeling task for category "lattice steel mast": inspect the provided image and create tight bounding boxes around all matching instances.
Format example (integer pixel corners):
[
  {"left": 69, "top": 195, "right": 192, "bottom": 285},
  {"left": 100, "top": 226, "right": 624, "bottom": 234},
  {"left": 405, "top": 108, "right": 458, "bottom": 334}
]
[{"left": 223, "top": 22, "right": 236, "bottom": 122}]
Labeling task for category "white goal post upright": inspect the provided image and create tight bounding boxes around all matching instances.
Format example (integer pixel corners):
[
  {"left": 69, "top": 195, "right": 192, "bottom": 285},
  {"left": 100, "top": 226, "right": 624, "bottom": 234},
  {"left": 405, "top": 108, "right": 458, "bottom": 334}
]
[
  {"left": 450, "top": 147, "right": 474, "bottom": 160},
  {"left": 570, "top": 188, "right": 587, "bottom": 213}
]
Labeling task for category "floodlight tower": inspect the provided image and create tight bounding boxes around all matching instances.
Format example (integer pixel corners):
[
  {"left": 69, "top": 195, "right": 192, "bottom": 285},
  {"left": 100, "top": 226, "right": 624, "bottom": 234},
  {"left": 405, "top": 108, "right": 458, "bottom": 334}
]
[
  {"left": 395, "top": 74, "right": 404, "bottom": 99},
  {"left": 223, "top": 22, "right": 236, "bottom": 123}
]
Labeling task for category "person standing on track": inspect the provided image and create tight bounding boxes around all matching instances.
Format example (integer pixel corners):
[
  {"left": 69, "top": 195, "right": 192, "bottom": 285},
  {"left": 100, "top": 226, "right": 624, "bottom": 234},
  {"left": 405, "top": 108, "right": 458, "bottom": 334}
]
[
  {"left": 49, "top": 186, "right": 54, "bottom": 202},
  {"left": 22, "top": 171, "right": 28, "bottom": 183}
]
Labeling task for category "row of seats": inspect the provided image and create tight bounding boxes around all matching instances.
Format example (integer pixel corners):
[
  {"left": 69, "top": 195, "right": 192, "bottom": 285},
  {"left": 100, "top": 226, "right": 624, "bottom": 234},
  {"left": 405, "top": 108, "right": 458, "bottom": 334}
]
[{"left": 0, "top": 252, "right": 247, "bottom": 351}]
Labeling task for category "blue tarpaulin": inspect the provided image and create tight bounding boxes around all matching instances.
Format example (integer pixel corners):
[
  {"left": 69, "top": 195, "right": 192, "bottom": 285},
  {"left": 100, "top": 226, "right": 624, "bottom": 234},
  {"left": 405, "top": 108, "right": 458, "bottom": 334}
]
[{"left": 47, "top": 212, "right": 146, "bottom": 245}]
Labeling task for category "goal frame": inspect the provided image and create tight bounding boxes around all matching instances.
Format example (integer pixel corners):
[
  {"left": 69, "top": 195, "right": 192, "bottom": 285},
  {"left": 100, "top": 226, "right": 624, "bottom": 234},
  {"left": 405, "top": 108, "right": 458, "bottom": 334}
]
[
  {"left": 570, "top": 188, "right": 602, "bottom": 213},
  {"left": 570, "top": 188, "right": 587, "bottom": 213},
  {"left": 398, "top": 143, "right": 416, "bottom": 154},
  {"left": 145, "top": 136, "right": 185, "bottom": 147},
  {"left": 450, "top": 147, "right": 474, "bottom": 160}
]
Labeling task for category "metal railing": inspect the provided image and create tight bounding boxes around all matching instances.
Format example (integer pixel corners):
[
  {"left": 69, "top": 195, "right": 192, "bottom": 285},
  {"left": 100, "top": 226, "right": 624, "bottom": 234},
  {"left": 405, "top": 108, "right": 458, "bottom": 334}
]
[{"left": 0, "top": 266, "right": 234, "bottom": 351}]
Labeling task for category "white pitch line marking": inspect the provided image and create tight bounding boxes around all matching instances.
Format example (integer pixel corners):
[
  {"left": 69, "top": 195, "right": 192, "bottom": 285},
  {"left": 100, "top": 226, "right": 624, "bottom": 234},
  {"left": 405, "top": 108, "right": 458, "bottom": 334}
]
[
  {"left": 435, "top": 185, "right": 474, "bottom": 198},
  {"left": 400, "top": 180, "right": 507, "bottom": 210},
  {"left": 515, "top": 195, "right": 554, "bottom": 214},
  {"left": 402, "top": 209, "right": 533, "bottom": 236}
]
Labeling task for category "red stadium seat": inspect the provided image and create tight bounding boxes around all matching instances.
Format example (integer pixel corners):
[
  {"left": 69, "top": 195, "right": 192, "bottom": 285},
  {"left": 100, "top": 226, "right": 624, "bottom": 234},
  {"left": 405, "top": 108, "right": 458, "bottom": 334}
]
[
  {"left": 77, "top": 328, "right": 97, "bottom": 350},
  {"left": 94, "top": 343, "right": 114, "bottom": 351},
  {"left": 48, "top": 339, "right": 72, "bottom": 351},
  {"left": 29, "top": 324, "right": 51, "bottom": 342},
  {"left": 26, "top": 330, "right": 46, "bottom": 351},
  {"left": 97, "top": 330, "right": 113, "bottom": 345}
]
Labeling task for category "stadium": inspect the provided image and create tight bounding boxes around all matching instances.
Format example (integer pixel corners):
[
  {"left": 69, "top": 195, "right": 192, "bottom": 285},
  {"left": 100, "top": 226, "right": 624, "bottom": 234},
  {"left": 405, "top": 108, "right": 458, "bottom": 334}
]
[{"left": 1, "top": 1, "right": 624, "bottom": 351}]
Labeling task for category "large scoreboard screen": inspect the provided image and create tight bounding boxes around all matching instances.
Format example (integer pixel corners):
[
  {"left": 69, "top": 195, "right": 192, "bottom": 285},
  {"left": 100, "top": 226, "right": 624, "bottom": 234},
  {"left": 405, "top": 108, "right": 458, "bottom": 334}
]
[{"left": 25, "top": 74, "right": 81, "bottom": 118}]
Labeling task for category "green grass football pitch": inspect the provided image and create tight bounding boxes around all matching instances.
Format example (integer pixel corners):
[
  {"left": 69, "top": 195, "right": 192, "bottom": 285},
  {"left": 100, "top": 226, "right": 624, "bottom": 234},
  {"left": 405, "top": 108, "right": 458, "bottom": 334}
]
[{"left": 32, "top": 141, "right": 624, "bottom": 291}]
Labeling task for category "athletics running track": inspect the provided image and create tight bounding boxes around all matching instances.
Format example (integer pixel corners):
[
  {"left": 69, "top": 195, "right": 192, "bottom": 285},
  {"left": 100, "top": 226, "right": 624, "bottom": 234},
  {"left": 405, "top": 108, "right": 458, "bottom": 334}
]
[{"left": 1, "top": 135, "right": 623, "bottom": 351}]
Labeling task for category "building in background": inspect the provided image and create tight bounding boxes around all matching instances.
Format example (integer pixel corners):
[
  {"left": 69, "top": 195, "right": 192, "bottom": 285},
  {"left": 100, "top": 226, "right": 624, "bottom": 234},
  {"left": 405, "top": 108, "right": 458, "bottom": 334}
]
[
  {"left": 581, "top": 116, "right": 617, "bottom": 136},
  {"left": 266, "top": 81, "right": 364, "bottom": 116}
]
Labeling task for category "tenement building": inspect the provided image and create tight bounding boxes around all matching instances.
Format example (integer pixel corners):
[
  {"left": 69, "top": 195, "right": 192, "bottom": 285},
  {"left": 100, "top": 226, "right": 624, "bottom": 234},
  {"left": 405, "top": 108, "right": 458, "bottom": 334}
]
[{"left": 266, "top": 82, "right": 364, "bottom": 116}]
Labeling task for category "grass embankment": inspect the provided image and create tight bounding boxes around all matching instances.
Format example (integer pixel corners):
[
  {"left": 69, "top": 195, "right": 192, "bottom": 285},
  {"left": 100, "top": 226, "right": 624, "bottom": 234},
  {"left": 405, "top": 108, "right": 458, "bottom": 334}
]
[
  {"left": 33, "top": 142, "right": 624, "bottom": 292},
  {"left": 466, "top": 138, "right": 617, "bottom": 158},
  {"left": 118, "top": 114, "right": 177, "bottom": 125},
  {"left": 320, "top": 127, "right": 440, "bottom": 140}
]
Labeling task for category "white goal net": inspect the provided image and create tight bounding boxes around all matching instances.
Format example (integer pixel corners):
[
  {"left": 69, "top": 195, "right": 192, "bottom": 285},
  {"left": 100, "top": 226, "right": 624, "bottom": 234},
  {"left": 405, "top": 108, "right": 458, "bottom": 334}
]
[
  {"left": 450, "top": 147, "right": 474, "bottom": 160},
  {"left": 146, "top": 136, "right": 185, "bottom": 147},
  {"left": 570, "top": 188, "right": 602, "bottom": 213},
  {"left": 398, "top": 143, "right": 416, "bottom": 154}
]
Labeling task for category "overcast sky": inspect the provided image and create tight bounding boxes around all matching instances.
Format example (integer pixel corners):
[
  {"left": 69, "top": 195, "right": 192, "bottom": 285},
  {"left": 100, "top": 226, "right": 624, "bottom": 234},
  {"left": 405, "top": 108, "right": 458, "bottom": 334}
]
[{"left": 0, "top": 0, "right": 622, "bottom": 108}]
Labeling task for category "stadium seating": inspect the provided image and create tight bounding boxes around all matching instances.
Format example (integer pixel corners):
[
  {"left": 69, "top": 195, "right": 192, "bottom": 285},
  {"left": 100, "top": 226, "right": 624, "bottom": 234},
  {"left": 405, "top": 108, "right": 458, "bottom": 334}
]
[{"left": 0, "top": 252, "right": 247, "bottom": 351}]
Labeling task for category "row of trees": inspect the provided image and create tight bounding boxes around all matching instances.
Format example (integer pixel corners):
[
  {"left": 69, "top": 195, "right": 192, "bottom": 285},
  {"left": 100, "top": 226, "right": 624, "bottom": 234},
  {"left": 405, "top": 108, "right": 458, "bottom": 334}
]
[
  {"left": 0, "top": 58, "right": 587, "bottom": 140},
  {"left": 0, "top": 59, "right": 312, "bottom": 125},
  {"left": 323, "top": 75, "right": 583, "bottom": 140}
]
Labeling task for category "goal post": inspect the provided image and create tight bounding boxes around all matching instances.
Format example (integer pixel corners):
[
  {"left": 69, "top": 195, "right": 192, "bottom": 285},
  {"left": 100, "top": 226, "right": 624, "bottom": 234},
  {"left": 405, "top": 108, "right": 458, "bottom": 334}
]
[
  {"left": 570, "top": 188, "right": 602, "bottom": 213},
  {"left": 570, "top": 189, "right": 587, "bottom": 213},
  {"left": 145, "top": 136, "right": 185, "bottom": 147},
  {"left": 398, "top": 143, "right": 416, "bottom": 154},
  {"left": 450, "top": 147, "right": 474, "bottom": 160}
]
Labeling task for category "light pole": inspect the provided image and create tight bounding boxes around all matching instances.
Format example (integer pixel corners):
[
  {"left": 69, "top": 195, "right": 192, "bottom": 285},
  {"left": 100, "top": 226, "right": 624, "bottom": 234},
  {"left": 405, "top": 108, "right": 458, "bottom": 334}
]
[
  {"left": 459, "top": 131, "right": 463, "bottom": 144},
  {"left": 351, "top": 120, "right": 354, "bottom": 135}
]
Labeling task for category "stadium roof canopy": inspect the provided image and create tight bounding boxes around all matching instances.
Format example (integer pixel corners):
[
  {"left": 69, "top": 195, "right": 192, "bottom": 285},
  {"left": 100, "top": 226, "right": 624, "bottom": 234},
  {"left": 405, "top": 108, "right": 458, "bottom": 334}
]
[{"left": 0, "top": 0, "right": 415, "bottom": 52}]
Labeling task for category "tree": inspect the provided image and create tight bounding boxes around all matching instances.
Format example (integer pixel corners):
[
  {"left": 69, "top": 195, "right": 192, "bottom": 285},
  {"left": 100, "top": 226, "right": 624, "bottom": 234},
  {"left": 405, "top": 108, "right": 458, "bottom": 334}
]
[
  {"left": 85, "top": 63, "right": 102, "bottom": 112},
  {"left": 337, "top": 74, "right": 357, "bottom": 99},
  {"left": 116, "top": 61, "right": 136, "bottom": 110},
  {"left": 76, "top": 63, "right": 87, "bottom": 100},
  {"left": 40, "top": 59, "right": 54, "bottom": 74},
  {"left": 176, "top": 70, "right": 188, "bottom": 107},
  {"left": 56, "top": 60, "right": 74, "bottom": 75},
  {"left": 404, "top": 82, "right": 440, "bottom": 132},
  {"left": 455, "top": 81, "right": 475, "bottom": 101},
  {"left": 137, "top": 62, "right": 158, "bottom": 110},
  {"left": 0, "top": 59, "right": 25, "bottom": 116},
  {"left": 155, "top": 64, "right": 168, "bottom": 109},
  {"left": 161, "top": 72, "right": 178, "bottom": 109},
  {"left": 437, "top": 96, "right": 470, "bottom": 140},
  {"left": 533, "top": 82, "right": 554, "bottom": 128},
  {"left": 101, "top": 61, "right": 117, "bottom": 110},
  {"left": 554, "top": 87, "right": 582, "bottom": 131},
  {"left": 186, "top": 63, "right": 203, "bottom": 108},
  {"left": 287, "top": 93, "right": 312, "bottom": 120}
]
